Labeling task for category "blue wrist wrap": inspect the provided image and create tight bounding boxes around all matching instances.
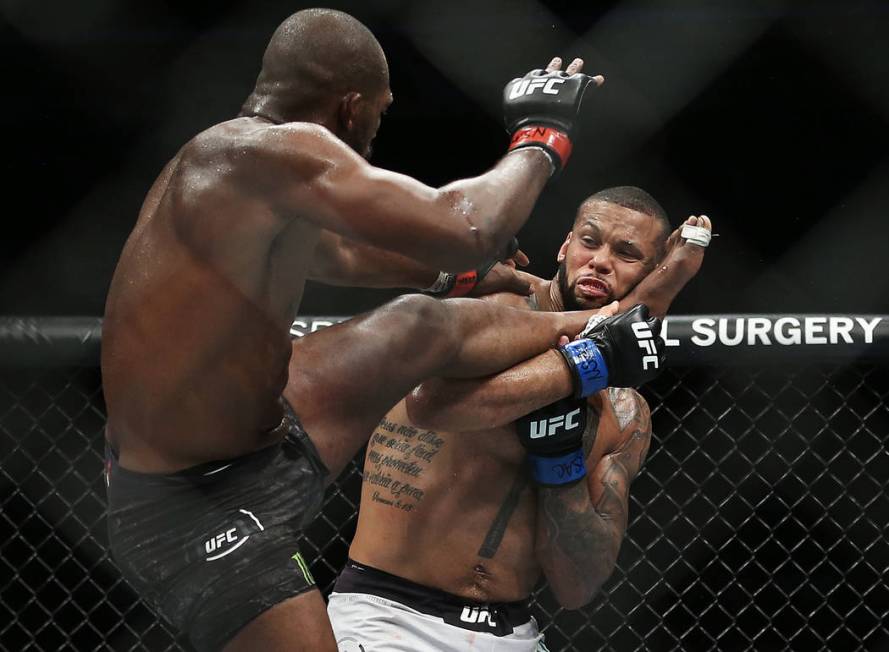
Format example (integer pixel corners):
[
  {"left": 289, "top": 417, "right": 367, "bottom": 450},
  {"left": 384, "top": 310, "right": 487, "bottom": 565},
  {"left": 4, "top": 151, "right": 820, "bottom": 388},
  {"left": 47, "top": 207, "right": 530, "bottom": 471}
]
[
  {"left": 528, "top": 450, "right": 587, "bottom": 486},
  {"left": 560, "top": 339, "right": 609, "bottom": 398}
]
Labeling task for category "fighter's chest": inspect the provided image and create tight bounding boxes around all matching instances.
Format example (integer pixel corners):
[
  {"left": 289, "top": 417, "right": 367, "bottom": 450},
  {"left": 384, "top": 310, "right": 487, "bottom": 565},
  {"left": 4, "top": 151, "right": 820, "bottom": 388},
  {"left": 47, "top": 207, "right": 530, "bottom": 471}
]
[{"left": 450, "top": 425, "right": 527, "bottom": 473}]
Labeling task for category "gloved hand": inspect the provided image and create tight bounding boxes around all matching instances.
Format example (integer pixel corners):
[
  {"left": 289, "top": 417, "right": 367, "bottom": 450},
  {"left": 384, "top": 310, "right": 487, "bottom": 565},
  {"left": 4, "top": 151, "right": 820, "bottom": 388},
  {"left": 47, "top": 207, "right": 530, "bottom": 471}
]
[
  {"left": 424, "top": 238, "right": 523, "bottom": 298},
  {"left": 503, "top": 58, "right": 600, "bottom": 174},
  {"left": 515, "top": 396, "right": 589, "bottom": 487},
  {"left": 559, "top": 304, "right": 664, "bottom": 399}
]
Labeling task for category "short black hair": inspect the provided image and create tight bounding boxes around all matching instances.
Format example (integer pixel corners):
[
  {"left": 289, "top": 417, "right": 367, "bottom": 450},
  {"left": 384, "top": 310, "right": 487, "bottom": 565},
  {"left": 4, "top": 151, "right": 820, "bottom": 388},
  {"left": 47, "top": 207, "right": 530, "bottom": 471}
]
[{"left": 578, "top": 186, "right": 671, "bottom": 261}]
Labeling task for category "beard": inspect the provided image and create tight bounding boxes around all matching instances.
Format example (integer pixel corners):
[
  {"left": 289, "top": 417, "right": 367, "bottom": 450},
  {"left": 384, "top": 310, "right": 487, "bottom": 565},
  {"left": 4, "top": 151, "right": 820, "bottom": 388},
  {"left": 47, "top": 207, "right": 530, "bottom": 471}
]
[
  {"left": 557, "top": 261, "right": 584, "bottom": 311},
  {"left": 557, "top": 261, "right": 626, "bottom": 310}
]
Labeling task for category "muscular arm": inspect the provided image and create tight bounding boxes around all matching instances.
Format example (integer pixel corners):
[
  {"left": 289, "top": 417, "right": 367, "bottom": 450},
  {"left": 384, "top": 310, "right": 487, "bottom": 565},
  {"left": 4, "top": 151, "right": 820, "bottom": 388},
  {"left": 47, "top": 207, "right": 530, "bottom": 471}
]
[
  {"left": 261, "top": 124, "right": 552, "bottom": 271},
  {"left": 407, "top": 349, "right": 573, "bottom": 431},
  {"left": 619, "top": 217, "right": 710, "bottom": 317},
  {"left": 536, "top": 388, "right": 652, "bottom": 608},
  {"left": 407, "top": 219, "right": 710, "bottom": 426},
  {"left": 309, "top": 230, "right": 438, "bottom": 289}
]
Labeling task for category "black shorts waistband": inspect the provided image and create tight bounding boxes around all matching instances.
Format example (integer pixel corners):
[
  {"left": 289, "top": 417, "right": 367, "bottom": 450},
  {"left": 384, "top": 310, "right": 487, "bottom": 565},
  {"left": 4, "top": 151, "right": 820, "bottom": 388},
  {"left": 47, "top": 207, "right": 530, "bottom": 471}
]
[
  {"left": 334, "top": 559, "right": 531, "bottom": 636},
  {"left": 105, "top": 399, "right": 328, "bottom": 492}
]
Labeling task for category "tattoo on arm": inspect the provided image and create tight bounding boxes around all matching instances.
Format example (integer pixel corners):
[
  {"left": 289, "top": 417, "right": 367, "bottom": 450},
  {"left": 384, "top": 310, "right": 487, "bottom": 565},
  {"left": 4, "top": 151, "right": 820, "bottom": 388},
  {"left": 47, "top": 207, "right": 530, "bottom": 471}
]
[
  {"left": 537, "top": 388, "right": 652, "bottom": 603},
  {"left": 582, "top": 406, "right": 600, "bottom": 458},
  {"left": 478, "top": 402, "right": 598, "bottom": 560},
  {"left": 539, "top": 481, "right": 614, "bottom": 581}
]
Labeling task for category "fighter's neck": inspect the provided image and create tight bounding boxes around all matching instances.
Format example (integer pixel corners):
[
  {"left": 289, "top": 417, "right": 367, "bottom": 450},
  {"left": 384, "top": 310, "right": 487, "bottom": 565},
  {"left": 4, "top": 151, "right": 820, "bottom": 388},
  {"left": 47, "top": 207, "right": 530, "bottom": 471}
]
[
  {"left": 533, "top": 277, "right": 564, "bottom": 313},
  {"left": 238, "top": 100, "right": 335, "bottom": 132}
]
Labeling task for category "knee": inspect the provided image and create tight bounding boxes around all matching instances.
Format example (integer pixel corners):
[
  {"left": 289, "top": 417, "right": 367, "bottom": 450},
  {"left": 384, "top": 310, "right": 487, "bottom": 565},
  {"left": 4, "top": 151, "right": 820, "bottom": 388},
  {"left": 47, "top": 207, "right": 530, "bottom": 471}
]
[{"left": 383, "top": 294, "right": 459, "bottom": 359}]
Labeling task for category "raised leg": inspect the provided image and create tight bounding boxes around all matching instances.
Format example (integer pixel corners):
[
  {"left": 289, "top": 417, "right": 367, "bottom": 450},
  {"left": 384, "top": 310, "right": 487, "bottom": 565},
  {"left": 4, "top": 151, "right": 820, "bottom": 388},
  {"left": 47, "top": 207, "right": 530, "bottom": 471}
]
[{"left": 284, "top": 294, "right": 592, "bottom": 479}]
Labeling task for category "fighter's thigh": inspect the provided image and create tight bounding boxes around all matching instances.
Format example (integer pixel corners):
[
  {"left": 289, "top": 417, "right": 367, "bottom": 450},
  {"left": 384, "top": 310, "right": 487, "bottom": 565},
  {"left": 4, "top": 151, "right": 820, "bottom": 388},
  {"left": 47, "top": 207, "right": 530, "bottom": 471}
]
[
  {"left": 224, "top": 589, "right": 336, "bottom": 652},
  {"left": 285, "top": 296, "right": 455, "bottom": 477}
]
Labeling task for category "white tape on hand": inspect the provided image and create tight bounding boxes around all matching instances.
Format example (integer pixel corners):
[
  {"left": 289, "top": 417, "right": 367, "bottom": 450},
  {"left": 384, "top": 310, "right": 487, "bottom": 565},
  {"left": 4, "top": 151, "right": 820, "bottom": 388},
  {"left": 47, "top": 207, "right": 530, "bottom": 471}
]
[
  {"left": 680, "top": 224, "right": 712, "bottom": 248},
  {"left": 580, "top": 314, "right": 608, "bottom": 338},
  {"left": 423, "top": 271, "right": 456, "bottom": 296}
]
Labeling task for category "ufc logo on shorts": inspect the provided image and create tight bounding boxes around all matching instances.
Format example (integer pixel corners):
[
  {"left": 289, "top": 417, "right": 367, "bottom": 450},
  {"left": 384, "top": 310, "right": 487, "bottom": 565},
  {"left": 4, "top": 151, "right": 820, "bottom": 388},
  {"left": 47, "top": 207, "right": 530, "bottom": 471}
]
[
  {"left": 205, "top": 528, "right": 238, "bottom": 554},
  {"left": 631, "top": 322, "right": 659, "bottom": 370},
  {"left": 529, "top": 408, "right": 581, "bottom": 439},
  {"left": 508, "top": 77, "right": 565, "bottom": 99},
  {"left": 203, "top": 509, "right": 264, "bottom": 561},
  {"left": 460, "top": 606, "right": 497, "bottom": 628}
]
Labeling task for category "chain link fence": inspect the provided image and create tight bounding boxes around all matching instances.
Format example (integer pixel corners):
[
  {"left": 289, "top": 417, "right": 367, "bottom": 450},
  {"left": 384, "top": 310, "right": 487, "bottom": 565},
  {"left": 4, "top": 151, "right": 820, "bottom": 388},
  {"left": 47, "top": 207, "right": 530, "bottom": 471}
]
[{"left": 1, "top": 317, "right": 888, "bottom": 651}]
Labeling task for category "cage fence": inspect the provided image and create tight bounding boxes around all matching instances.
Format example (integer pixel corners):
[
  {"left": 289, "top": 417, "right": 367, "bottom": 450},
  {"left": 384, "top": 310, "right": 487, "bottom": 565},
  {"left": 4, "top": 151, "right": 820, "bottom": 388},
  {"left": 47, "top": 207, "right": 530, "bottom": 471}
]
[{"left": 1, "top": 316, "right": 887, "bottom": 651}]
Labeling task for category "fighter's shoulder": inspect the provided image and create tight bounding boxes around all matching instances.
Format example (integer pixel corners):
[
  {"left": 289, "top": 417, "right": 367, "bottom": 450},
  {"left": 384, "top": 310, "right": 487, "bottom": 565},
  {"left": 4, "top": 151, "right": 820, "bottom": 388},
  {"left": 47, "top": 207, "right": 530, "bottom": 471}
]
[
  {"left": 586, "top": 388, "right": 651, "bottom": 454},
  {"left": 182, "top": 120, "right": 351, "bottom": 171},
  {"left": 603, "top": 388, "right": 650, "bottom": 427}
]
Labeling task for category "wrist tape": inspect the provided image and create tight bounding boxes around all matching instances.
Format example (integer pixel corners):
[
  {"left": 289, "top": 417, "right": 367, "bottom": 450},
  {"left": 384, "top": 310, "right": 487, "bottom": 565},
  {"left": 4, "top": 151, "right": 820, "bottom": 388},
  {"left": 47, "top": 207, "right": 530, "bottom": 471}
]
[
  {"left": 680, "top": 224, "right": 712, "bottom": 248},
  {"left": 559, "top": 339, "right": 609, "bottom": 399},
  {"left": 508, "top": 126, "right": 572, "bottom": 171},
  {"left": 423, "top": 271, "right": 480, "bottom": 298},
  {"left": 528, "top": 450, "right": 587, "bottom": 486}
]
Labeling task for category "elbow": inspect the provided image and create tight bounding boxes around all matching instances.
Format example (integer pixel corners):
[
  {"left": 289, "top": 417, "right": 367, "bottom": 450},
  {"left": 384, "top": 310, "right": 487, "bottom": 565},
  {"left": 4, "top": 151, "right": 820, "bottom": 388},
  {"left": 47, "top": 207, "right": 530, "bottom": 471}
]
[
  {"left": 548, "top": 546, "right": 621, "bottom": 610},
  {"left": 554, "top": 592, "right": 593, "bottom": 612},
  {"left": 549, "top": 576, "right": 601, "bottom": 610},
  {"left": 405, "top": 382, "right": 446, "bottom": 430},
  {"left": 553, "top": 564, "right": 616, "bottom": 610},
  {"left": 435, "top": 189, "right": 505, "bottom": 270}
]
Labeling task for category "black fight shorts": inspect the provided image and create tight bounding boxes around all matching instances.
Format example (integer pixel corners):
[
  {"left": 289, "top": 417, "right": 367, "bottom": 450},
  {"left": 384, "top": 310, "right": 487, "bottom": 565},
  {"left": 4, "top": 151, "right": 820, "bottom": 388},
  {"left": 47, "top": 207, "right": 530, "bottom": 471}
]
[{"left": 105, "top": 402, "right": 329, "bottom": 651}]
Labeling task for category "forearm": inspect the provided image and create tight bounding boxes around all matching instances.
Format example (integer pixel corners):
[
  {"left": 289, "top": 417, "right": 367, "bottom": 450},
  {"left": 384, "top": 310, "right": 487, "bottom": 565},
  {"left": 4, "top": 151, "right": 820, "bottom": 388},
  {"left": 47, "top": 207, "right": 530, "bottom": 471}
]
[
  {"left": 621, "top": 220, "right": 710, "bottom": 317},
  {"left": 434, "top": 149, "right": 552, "bottom": 267},
  {"left": 619, "top": 259, "right": 694, "bottom": 318},
  {"left": 309, "top": 233, "right": 439, "bottom": 289},
  {"left": 536, "top": 390, "right": 651, "bottom": 608},
  {"left": 536, "top": 481, "right": 621, "bottom": 609},
  {"left": 406, "top": 349, "right": 572, "bottom": 431}
]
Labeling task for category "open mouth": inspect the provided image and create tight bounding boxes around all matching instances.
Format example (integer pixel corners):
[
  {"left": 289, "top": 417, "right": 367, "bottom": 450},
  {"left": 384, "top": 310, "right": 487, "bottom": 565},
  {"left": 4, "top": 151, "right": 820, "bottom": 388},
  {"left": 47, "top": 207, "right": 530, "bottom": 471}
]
[{"left": 576, "top": 276, "right": 611, "bottom": 299}]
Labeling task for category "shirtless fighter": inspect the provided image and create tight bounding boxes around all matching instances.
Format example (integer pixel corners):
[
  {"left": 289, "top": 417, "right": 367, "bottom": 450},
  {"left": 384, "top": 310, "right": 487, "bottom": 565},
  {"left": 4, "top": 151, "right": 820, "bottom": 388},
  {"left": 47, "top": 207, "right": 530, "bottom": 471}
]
[
  {"left": 327, "top": 187, "right": 712, "bottom": 651},
  {"left": 100, "top": 9, "right": 663, "bottom": 652}
]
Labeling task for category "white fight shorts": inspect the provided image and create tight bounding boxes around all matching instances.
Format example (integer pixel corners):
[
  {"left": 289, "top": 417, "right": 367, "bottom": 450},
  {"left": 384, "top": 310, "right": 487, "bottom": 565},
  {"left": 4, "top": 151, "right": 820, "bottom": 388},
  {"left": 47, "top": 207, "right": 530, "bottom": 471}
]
[{"left": 328, "top": 559, "right": 549, "bottom": 652}]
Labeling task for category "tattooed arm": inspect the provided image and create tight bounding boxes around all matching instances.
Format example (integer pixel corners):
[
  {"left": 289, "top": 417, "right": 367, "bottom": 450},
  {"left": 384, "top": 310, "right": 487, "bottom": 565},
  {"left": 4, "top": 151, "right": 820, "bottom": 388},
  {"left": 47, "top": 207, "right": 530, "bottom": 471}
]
[{"left": 535, "top": 388, "right": 652, "bottom": 608}]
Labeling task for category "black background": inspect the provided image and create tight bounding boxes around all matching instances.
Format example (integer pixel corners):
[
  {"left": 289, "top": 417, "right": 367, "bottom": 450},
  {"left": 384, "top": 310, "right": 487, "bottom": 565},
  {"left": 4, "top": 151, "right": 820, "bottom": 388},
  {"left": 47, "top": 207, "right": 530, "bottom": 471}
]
[{"left": 2, "top": 0, "right": 889, "bottom": 317}]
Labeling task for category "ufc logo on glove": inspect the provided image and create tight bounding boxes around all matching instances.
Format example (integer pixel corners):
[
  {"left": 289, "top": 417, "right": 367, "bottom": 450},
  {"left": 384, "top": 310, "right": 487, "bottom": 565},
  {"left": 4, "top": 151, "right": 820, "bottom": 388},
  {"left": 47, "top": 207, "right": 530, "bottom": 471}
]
[
  {"left": 529, "top": 408, "right": 582, "bottom": 439},
  {"left": 508, "top": 77, "right": 566, "bottom": 99},
  {"left": 632, "top": 322, "right": 660, "bottom": 370}
]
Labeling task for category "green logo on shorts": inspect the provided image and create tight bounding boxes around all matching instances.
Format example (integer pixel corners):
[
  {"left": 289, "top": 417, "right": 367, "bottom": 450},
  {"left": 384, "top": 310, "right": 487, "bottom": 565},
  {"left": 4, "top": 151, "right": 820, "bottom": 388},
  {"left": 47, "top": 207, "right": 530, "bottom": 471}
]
[{"left": 291, "top": 551, "right": 314, "bottom": 584}]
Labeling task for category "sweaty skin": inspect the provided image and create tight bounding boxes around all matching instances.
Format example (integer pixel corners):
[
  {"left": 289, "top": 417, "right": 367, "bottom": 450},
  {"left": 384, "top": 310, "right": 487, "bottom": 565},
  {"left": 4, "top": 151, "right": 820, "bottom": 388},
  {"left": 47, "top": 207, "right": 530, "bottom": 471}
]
[
  {"left": 102, "top": 9, "right": 604, "bottom": 650},
  {"left": 348, "top": 204, "right": 710, "bottom": 606},
  {"left": 348, "top": 288, "right": 648, "bottom": 603},
  {"left": 102, "top": 112, "right": 558, "bottom": 474}
]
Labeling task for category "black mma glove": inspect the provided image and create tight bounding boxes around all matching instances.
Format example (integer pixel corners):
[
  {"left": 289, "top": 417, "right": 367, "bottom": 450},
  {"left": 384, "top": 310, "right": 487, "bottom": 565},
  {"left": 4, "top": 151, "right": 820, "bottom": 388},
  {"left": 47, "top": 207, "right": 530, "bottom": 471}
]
[
  {"left": 503, "top": 68, "right": 596, "bottom": 174},
  {"left": 558, "top": 304, "right": 665, "bottom": 399},
  {"left": 516, "top": 396, "right": 589, "bottom": 487}
]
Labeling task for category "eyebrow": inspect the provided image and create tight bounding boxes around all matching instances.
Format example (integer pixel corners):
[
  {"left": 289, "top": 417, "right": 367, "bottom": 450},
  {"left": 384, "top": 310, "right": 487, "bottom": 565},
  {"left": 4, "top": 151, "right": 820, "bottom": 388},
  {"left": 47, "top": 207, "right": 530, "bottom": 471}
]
[
  {"left": 617, "top": 240, "right": 645, "bottom": 258},
  {"left": 581, "top": 220, "right": 647, "bottom": 258}
]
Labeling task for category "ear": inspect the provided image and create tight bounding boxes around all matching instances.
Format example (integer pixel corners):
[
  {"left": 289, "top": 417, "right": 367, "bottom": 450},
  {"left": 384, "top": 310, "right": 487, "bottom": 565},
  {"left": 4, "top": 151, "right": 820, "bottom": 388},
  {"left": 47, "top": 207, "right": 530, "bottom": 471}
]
[
  {"left": 338, "top": 92, "right": 362, "bottom": 131},
  {"left": 556, "top": 232, "right": 571, "bottom": 263}
]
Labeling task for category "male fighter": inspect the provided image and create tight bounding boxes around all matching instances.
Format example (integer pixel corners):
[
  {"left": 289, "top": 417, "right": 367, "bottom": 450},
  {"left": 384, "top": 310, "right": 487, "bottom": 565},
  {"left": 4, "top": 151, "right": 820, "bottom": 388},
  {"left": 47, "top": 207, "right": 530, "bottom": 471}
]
[
  {"left": 326, "top": 187, "right": 712, "bottom": 651},
  {"left": 101, "top": 8, "right": 660, "bottom": 652}
]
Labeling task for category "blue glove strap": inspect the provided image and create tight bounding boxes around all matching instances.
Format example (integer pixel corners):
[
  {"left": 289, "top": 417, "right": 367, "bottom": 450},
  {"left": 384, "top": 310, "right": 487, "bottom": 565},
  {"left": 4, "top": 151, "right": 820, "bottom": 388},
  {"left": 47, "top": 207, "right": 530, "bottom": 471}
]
[
  {"left": 561, "top": 339, "right": 609, "bottom": 398},
  {"left": 528, "top": 450, "right": 587, "bottom": 486}
]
